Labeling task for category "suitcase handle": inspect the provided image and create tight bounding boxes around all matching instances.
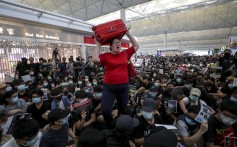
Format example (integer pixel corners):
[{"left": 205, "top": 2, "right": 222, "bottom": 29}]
[{"left": 104, "top": 26, "right": 118, "bottom": 34}]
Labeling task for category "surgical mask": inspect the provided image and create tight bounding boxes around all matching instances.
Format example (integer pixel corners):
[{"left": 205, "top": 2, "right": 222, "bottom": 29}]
[
  {"left": 149, "top": 92, "right": 157, "bottom": 97},
  {"left": 95, "top": 93, "right": 102, "bottom": 99},
  {"left": 78, "top": 81, "right": 82, "bottom": 85},
  {"left": 99, "top": 67, "right": 103, "bottom": 70},
  {"left": 85, "top": 79, "right": 89, "bottom": 82},
  {"left": 48, "top": 77, "right": 52, "bottom": 81},
  {"left": 190, "top": 95, "right": 199, "bottom": 102},
  {"left": 153, "top": 74, "right": 157, "bottom": 77},
  {"left": 68, "top": 81, "right": 73, "bottom": 85},
  {"left": 176, "top": 78, "right": 182, "bottom": 83},
  {"left": 84, "top": 89, "right": 89, "bottom": 93},
  {"left": 228, "top": 84, "right": 234, "bottom": 90},
  {"left": 18, "top": 85, "right": 26, "bottom": 91},
  {"left": 6, "top": 86, "right": 12, "bottom": 92},
  {"left": 11, "top": 97, "right": 18, "bottom": 103},
  {"left": 142, "top": 111, "right": 153, "bottom": 119},
  {"left": 185, "top": 116, "right": 197, "bottom": 125},
  {"left": 61, "top": 83, "right": 67, "bottom": 87},
  {"left": 93, "top": 82, "right": 97, "bottom": 85},
  {"left": 154, "top": 83, "right": 160, "bottom": 87},
  {"left": 184, "top": 84, "right": 192, "bottom": 89},
  {"left": 88, "top": 83, "right": 92, "bottom": 87},
  {"left": 220, "top": 113, "right": 236, "bottom": 126},
  {"left": 43, "top": 83, "right": 48, "bottom": 87},
  {"left": 32, "top": 97, "right": 41, "bottom": 104},
  {"left": 20, "top": 136, "right": 38, "bottom": 147},
  {"left": 62, "top": 117, "right": 68, "bottom": 125}
]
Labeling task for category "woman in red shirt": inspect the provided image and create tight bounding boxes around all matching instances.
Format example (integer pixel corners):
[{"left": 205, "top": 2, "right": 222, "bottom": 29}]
[{"left": 92, "top": 30, "right": 139, "bottom": 128}]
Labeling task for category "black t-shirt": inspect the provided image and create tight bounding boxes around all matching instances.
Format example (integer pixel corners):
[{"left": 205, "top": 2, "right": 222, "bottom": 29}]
[
  {"left": 16, "top": 63, "right": 31, "bottom": 77},
  {"left": 39, "top": 124, "right": 69, "bottom": 147},
  {"left": 205, "top": 85, "right": 218, "bottom": 93},
  {"left": 27, "top": 101, "right": 51, "bottom": 128},
  {"left": 18, "top": 89, "right": 31, "bottom": 102},
  {"left": 204, "top": 114, "right": 237, "bottom": 146},
  {"left": 132, "top": 114, "right": 163, "bottom": 139}
]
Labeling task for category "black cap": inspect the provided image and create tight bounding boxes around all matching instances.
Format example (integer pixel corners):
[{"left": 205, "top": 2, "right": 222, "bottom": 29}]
[
  {"left": 116, "top": 115, "right": 139, "bottom": 132},
  {"left": 51, "top": 87, "right": 63, "bottom": 97},
  {"left": 141, "top": 98, "right": 156, "bottom": 112},
  {"left": 48, "top": 108, "right": 70, "bottom": 123},
  {"left": 144, "top": 127, "right": 177, "bottom": 147}
]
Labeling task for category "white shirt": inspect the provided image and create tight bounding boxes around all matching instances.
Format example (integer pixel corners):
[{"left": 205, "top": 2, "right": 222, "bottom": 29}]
[
  {"left": 58, "top": 100, "right": 65, "bottom": 110},
  {"left": 2, "top": 132, "right": 42, "bottom": 147}
]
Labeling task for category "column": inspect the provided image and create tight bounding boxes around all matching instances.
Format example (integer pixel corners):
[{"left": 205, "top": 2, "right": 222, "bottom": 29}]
[
  {"left": 81, "top": 44, "right": 87, "bottom": 61},
  {"left": 120, "top": 8, "right": 126, "bottom": 22}
]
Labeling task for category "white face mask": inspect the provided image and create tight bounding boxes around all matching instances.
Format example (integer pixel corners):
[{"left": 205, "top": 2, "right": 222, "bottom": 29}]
[{"left": 220, "top": 113, "right": 237, "bottom": 126}]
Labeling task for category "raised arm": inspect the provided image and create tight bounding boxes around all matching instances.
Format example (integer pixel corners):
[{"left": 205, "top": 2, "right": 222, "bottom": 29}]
[
  {"left": 92, "top": 40, "right": 101, "bottom": 63},
  {"left": 126, "top": 30, "right": 139, "bottom": 51}
]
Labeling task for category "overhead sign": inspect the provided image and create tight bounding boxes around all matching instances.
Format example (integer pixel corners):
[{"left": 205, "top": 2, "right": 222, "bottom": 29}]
[{"left": 0, "top": 23, "right": 83, "bottom": 43}]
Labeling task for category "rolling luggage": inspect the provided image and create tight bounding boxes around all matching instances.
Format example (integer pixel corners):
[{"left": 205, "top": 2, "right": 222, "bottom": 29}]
[{"left": 92, "top": 19, "right": 127, "bottom": 45}]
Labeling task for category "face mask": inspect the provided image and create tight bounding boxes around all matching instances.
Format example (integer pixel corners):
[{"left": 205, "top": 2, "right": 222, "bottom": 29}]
[
  {"left": 184, "top": 84, "right": 192, "bottom": 89},
  {"left": 11, "top": 97, "right": 18, "bottom": 103},
  {"left": 95, "top": 93, "right": 102, "bottom": 99},
  {"left": 85, "top": 79, "right": 89, "bottom": 82},
  {"left": 68, "top": 81, "right": 73, "bottom": 85},
  {"left": 206, "top": 83, "right": 212, "bottom": 86},
  {"left": 153, "top": 74, "right": 157, "bottom": 77},
  {"left": 190, "top": 95, "right": 199, "bottom": 102},
  {"left": 176, "top": 78, "right": 182, "bottom": 83},
  {"left": 185, "top": 116, "right": 197, "bottom": 125},
  {"left": 61, "top": 117, "right": 68, "bottom": 125},
  {"left": 99, "top": 67, "right": 103, "bottom": 70},
  {"left": 220, "top": 113, "right": 236, "bottom": 126},
  {"left": 93, "top": 82, "right": 97, "bottom": 85},
  {"left": 154, "top": 83, "right": 160, "bottom": 87},
  {"left": 61, "top": 83, "right": 67, "bottom": 87},
  {"left": 43, "top": 83, "right": 48, "bottom": 87},
  {"left": 84, "top": 89, "right": 89, "bottom": 93},
  {"left": 224, "top": 52, "right": 230, "bottom": 58},
  {"left": 18, "top": 85, "right": 26, "bottom": 91},
  {"left": 32, "top": 97, "right": 41, "bottom": 104},
  {"left": 149, "top": 92, "right": 157, "bottom": 97},
  {"left": 6, "top": 86, "right": 12, "bottom": 92},
  {"left": 19, "top": 136, "right": 38, "bottom": 147},
  {"left": 55, "top": 96, "right": 62, "bottom": 102},
  {"left": 228, "top": 84, "right": 234, "bottom": 90},
  {"left": 78, "top": 81, "right": 82, "bottom": 85},
  {"left": 48, "top": 77, "right": 52, "bottom": 81},
  {"left": 142, "top": 111, "right": 153, "bottom": 119}
]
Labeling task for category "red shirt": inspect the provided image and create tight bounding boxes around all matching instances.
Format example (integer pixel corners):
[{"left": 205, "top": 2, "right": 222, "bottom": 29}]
[{"left": 99, "top": 46, "right": 135, "bottom": 84}]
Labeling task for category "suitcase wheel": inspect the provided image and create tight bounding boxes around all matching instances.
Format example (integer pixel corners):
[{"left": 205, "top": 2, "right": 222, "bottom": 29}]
[{"left": 92, "top": 26, "right": 97, "bottom": 31}]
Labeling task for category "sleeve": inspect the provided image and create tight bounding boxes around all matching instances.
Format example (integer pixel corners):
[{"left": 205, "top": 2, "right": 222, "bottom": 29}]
[
  {"left": 177, "top": 120, "right": 189, "bottom": 137},
  {"left": 99, "top": 53, "right": 106, "bottom": 65},
  {"left": 126, "top": 46, "right": 136, "bottom": 60},
  {"left": 182, "top": 97, "right": 189, "bottom": 105}
]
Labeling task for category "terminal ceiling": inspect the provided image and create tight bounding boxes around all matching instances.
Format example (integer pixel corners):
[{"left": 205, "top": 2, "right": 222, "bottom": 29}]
[{"left": 7, "top": 0, "right": 237, "bottom": 52}]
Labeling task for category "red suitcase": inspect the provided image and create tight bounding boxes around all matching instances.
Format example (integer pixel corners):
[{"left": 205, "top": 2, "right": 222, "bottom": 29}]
[{"left": 92, "top": 19, "right": 127, "bottom": 45}]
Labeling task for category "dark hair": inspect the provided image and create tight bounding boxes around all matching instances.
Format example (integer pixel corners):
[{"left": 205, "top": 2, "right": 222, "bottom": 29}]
[
  {"left": 12, "top": 79, "right": 24, "bottom": 86},
  {"left": 78, "top": 128, "right": 106, "bottom": 147},
  {"left": 93, "top": 86, "right": 102, "bottom": 93},
  {"left": 0, "top": 112, "right": 8, "bottom": 122},
  {"left": 109, "top": 38, "right": 119, "bottom": 51},
  {"left": 220, "top": 99, "right": 237, "bottom": 115},
  {"left": 3, "top": 90, "right": 17, "bottom": 99},
  {"left": 12, "top": 118, "right": 39, "bottom": 140},
  {"left": 188, "top": 105, "right": 200, "bottom": 115},
  {"left": 31, "top": 89, "right": 44, "bottom": 97},
  {"left": 75, "top": 90, "right": 87, "bottom": 99}
]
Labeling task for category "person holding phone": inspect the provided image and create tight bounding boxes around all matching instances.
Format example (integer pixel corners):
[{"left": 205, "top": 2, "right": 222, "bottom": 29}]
[{"left": 92, "top": 30, "right": 139, "bottom": 128}]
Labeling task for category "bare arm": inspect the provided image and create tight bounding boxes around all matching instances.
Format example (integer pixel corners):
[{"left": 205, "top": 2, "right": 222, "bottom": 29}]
[
  {"left": 179, "top": 100, "right": 188, "bottom": 114},
  {"left": 92, "top": 40, "right": 101, "bottom": 63},
  {"left": 84, "top": 113, "right": 96, "bottom": 127},
  {"left": 126, "top": 30, "right": 139, "bottom": 51}
]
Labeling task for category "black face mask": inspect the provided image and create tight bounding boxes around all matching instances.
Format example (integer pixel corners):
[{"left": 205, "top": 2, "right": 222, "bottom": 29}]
[
  {"left": 206, "top": 83, "right": 212, "bottom": 86},
  {"left": 55, "top": 96, "right": 62, "bottom": 101},
  {"left": 64, "top": 91, "right": 69, "bottom": 95},
  {"left": 224, "top": 52, "right": 230, "bottom": 58}
]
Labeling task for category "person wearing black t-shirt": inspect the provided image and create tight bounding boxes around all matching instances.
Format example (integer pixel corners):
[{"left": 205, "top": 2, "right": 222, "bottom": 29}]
[
  {"left": 27, "top": 89, "right": 51, "bottom": 129},
  {"left": 204, "top": 98, "right": 237, "bottom": 147},
  {"left": 132, "top": 98, "right": 163, "bottom": 146},
  {"left": 15, "top": 57, "right": 31, "bottom": 79}
]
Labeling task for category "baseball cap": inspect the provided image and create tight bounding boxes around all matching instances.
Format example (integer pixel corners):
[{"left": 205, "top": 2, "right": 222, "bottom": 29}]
[
  {"left": 190, "top": 88, "right": 201, "bottom": 97},
  {"left": 51, "top": 87, "right": 63, "bottom": 97},
  {"left": 48, "top": 108, "right": 70, "bottom": 123},
  {"left": 116, "top": 115, "right": 139, "bottom": 132},
  {"left": 144, "top": 127, "right": 177, "bottom": 147},
  {"left": 141, "top": 98, "right": 156, "bottom": 112}
]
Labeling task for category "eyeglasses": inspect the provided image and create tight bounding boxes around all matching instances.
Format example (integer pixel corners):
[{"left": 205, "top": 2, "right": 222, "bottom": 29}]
[{"left": 112, "top": 41, "right": 121, "bottom": 44}]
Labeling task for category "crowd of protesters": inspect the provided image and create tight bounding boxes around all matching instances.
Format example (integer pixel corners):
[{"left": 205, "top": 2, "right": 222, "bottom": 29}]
[{"left": 0, "top": 48, "right": 237, "bottom": 147}]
